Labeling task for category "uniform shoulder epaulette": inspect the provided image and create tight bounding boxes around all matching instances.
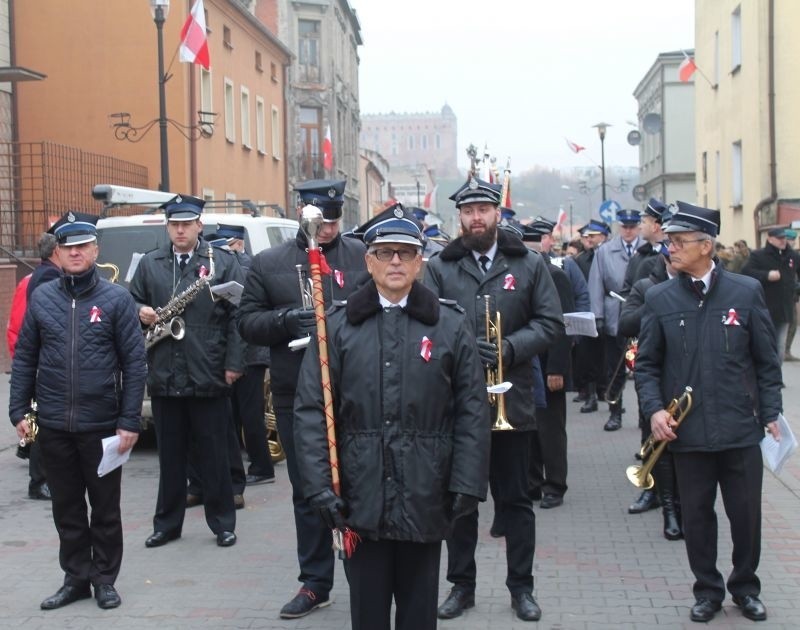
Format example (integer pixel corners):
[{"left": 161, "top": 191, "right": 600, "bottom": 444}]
[{"left": 438, "top": 298, "right": 464, "bottom": 313}]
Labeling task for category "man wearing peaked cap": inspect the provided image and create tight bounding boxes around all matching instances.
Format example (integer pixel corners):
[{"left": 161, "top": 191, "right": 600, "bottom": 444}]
[
  {"left": 635, "top": 201, "right": 782, "bottom": 623},
  {"left": 294, "top": 200, "right": 489, "bottom": 630},
  {"left": 160, "top": 194, "right": 205, "bottom": 221},
  {"left": 587, "top": 208, "right": 641, "bottom": 432},
  {"left": 216, "top": 223, "right": 245, "bottom": 242},
  {"left": 10, "top": 209, "right": 146, "bottom": 610},
  {"left": 424, "top": 176, "right": 563, "bottom": 622},
  {"left": 237, "top": 178, "right": 369, "bottom": 619}
]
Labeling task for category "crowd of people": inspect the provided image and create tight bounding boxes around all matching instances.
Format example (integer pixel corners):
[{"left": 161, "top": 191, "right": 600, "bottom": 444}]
[{"left": 6, "top": 178, "right": 790, "bottom": 626}]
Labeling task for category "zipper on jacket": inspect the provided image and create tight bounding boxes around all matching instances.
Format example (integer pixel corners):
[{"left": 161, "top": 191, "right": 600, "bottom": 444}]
[
  {"left": 679, "top": 318, "right": 687, "bottom": 355},
  {"left": 722, "top": 313, "right": 729, "bottom": 352},
  {"left": 69, "top": 298, "right": 77, "bottom": 431}
]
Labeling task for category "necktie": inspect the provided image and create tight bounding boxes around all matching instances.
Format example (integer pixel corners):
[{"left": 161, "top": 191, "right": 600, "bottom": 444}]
[
  {"left": 693, "top": 280, "right": 706, "bottom": 295},
  {"left": 179, "top": 254, "right": 189, "bottom": 271},
  {"left": 626, "top": 244, "right": 633, "bottom": 258},
  {"left": 478, "top": 255, "right": 490, "bottom": 274}
]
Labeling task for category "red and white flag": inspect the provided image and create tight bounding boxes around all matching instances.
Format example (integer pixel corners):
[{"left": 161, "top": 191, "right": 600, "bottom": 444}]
[
  {"left": 423, "top": 184, "right": 438, "bottom": 210},
  {"left": 322, "top": 125, "right": 333, "bottom": 171},
  {"left": 180, "top": 0, "right": 211, "bottom": 70},
  {"left": 679, "top": 52, "right": 697, "bottom": 82},
  {"left": 556, "top": 207, "right": 567, "bottom": 230},
  {"left": 565, "top": 138, "right": 586, "bottom": 154}
]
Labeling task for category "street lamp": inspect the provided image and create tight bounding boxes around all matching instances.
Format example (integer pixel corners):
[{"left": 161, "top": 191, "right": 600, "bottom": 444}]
[
  {"left": 592, "top": 122, "right": 611, "bottom": 203},
  {"left": 151, "top": 0, "right": 171, "bottom": 191}
]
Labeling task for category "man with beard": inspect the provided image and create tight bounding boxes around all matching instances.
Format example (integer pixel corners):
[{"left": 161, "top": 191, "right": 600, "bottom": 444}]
[
  {"left": 237, "top": 179, "right": 369, "bottom": 619},
  {"left": 424, "top": 177, "right": 563, "bottom": 622}
]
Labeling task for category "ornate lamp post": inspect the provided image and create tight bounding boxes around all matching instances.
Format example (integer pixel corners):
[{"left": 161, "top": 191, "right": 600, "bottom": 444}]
[
  {"left": 592, "top": 122, "right": 611, "bottom": 203},
  {"left": 151, "top": 0, "right": 170, "bottom": 191}
]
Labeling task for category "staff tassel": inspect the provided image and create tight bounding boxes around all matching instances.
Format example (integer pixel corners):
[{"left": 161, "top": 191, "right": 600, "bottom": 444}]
[{"left": 300, "top": 204, "right": 360, "bottom": 559}]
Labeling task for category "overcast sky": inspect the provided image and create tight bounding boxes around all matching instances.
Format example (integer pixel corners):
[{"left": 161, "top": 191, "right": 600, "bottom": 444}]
[{"left": 354, "top": 0, "right": 695, "bottom": 174}]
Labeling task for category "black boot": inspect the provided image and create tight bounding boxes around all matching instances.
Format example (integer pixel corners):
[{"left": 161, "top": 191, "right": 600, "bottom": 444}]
[
  {"left": 572, "top": 387, "right": 588, "bottom": 403},
  {"left": 603, "top": 401, "right": 622, "bottom": 431},
  {"left": 628, "top": 488, "right": 659, "bottom": 514},
  {"left": 653, "top": 454, "right": 683, "bottom": 540},
  {"left": 580, "top": 383, "right": 598, "bottom": 413}
]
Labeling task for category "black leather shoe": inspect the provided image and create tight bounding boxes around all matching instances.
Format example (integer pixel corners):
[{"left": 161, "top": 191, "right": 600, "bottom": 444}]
[
  {"left": 145, "top": 530, "right": 180, "bottom": 548},
  {"left": 216, "top": 530, "right": 237, "bottom": 547},
  {"left": 733, "top": 595, "right": 767, "bottom": 621},
  {"left": 245, "top": 474, "right": 275, "bottom": 485},
  {"left": 690, "top": 598, "right": 721, "bottom": 622},
  {"left": 511, "top": 592, "right": 542, "bottom": 621},
  {"left": 490, "top": 517, "right": 505, "bottom": 538},
  {"left": 572, "top": 390, "right": 587, "bottom": 403},
  {"left": 29, "top": 482, "right": 52, "bottom": 500},
  {"left": 603, "top": 414, "right": 622, "bottom": 431},
  {"left": 580, "top": 396, "right": 598, "bottom": 413},
  {"left": 437, "top": 588, "right": 475, "bottom": 619},
  {"left": 234, "top": 494, "right": 245, "bottom": 510},
  {"left": 279, "top": 588, "right": 331, "bottom": 619},
  {"left": 186, "top": 493, "right": 203, "bottom": 508},
  {"left": 94, "top": 584, "right": 121, "bottom": 609},
  {"left": 539, "top": 493, "right": 564, "bottom": 509},
  {"left": 628, "top": 489, "right": 660, "bottom": 514},
  {"left": 40, "top": 584, "right": 91, "bottom": 610}
]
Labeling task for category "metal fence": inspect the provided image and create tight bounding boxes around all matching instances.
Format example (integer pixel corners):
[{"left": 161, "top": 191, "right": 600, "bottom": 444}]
[{"left": 0, "top": 141, "right": 148, "bottom": 256}]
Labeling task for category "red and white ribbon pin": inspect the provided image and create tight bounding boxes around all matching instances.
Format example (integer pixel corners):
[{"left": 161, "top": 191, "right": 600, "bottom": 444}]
[
  {"left": 724, "top": 308, "right": 741, "bottom": 326},
  {"left": 334, "top": 269, "right": 344, "bottom": 288},
  {"left": 199, "top": 265, "right": 209, "bottom": 278},
  {"left": 89, "top": 305, "right": 102, "bottom": 323},
  {"left": 420, "top": 336, "right": 432, "bottom": 362},
  {"left": 503, "top": 274, "right": 516, "bottom": 291}
]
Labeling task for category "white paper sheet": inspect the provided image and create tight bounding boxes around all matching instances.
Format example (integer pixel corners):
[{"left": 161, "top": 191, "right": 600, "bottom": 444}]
[
  {"left": 210, "top": 280, "right": 244, "bottom": 305},
  {"left": 97, "top": 435, "right": 132, "bottom": 477},
  {"left": 563, "top": 311, "right": 598, "bottom": 337},
  {"left": 761, "top": 413, "right": 798, "bottom": 475}
]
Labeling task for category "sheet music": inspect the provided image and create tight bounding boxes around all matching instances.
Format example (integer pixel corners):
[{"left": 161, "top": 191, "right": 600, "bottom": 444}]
[
  {"left": 761, "top": 413, "right": 798, "bottom": 475},
  {"left": 124, "top": 253, "right": 146, "bottom": 283},
  {"left": 563, "top": 311, "right": 598, "bottom": 337},
  {"left": 97, "top": 435, "right": 131, "bottom": 477},
  {"left": 210, "top": 281, "right": 244, "bottom": 305}
]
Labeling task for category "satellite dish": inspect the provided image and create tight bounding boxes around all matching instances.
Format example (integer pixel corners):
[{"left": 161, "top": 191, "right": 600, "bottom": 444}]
[
  {"left": 627, "top": 130, "right": 642, "bottom": 146},
  {"left": 632, "top": 184, "right": 647, "bottom": 202},
  {"left": 643, "top": 113, "right": 662, "bottom": 134}
]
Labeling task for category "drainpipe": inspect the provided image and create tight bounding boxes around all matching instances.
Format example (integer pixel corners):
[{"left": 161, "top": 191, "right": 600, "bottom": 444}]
[{"left": 752, "top": 0, "right": 776, "bottom": 248}]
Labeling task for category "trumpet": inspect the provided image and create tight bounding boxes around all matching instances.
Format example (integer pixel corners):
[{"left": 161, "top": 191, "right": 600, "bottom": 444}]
[
  {"left": 19, "top": 401, "right": 38, "bottom": 447},
  {"left": 626, "top": 386, "right": 693, "bottom": 489},
  {"left": 484, "top": 295, "right": 514, "bottom": 431},
  {"left": 288, "top": 264, "right": 315, "bottom": 352}
]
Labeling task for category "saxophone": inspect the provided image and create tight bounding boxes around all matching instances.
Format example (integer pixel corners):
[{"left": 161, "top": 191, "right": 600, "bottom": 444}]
[{"left": 145, "top": 245, "right": 215, "bottom": 350}]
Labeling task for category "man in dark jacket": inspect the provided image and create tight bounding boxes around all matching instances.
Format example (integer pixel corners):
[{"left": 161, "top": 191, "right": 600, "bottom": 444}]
[
  {"left": 237, "top": 179, "right": 369, "bottom": 619},
  {"left": 10, "top": 212, "right": 147, "bottom": 610},
  {"left": 424, "top": 177, "right": 563, "bottom": 622},
  {"left": 621, "top": 198, "right": 668, "bottom": 296},
  {"left": 130, "top": 195, "right": 246, "bottom": 549},
  {"left": 741, "top": 226, "right": 800, "bottom": 365},
  {"left": 294, "top": 207, "right": 490, "bottom": 630},
  {"left": 635, "top": 202, "right": 782, "bottom": 623}
]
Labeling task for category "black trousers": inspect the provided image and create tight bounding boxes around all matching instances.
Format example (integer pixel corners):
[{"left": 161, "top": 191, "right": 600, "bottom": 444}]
[
  {"left": 529, "top": 388, "right": 568, "bottom": 497},
  {"left": 673, "top": 446, "right": 763, "bottom": 602},
  {"left": 604, "top": 333, "right": 627, "bottom": 404},
  {"left": 346, "top": 539, "right": 441, "bottom": 630},
  {"left": 446, "top": 430, "right": 534, "bottom": 595},
  {"left": 275, "top": 403, "right": 334, "bottom": 595},
  {"left": 38, "top": 426, "right": 123, "bottom": 587},
  {"left": 152, "top": 396, "right": 235, "bottom": 536},
  {"left": 573, "top": 335, "right": 605, "bottom": 389},
  {"left": 232, "top": 366, "right": 274, "bottom": 478},
  {"left": 28, "top": 440, "right": 47, "bottom": 491},
  {"left": 187, "top": 400, "right": 246, "bottom": 496}
]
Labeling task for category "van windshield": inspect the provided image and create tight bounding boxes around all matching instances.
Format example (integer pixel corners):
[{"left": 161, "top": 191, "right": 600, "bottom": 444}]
[{"left": 97, "top": 225, "right": 167, "bottom": 287}]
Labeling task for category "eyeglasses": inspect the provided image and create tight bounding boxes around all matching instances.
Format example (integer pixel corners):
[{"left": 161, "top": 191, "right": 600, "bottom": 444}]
[
  {"left": 665, "top": 237, "right": 709, "bottom": 250},
  {"left": 370, "top": 247, "right": 418, "bottom": 262}
]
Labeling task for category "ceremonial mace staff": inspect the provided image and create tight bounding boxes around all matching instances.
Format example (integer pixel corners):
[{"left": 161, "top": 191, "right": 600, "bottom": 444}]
[{"left": 300, "top": 204, "right": 360, "bottom": 559}]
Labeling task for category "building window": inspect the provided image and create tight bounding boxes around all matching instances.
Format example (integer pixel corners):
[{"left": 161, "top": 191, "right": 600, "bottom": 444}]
[
  {"left": 435, "top": 133, "right": 441, "bottom": 149},
  {"left": 732, "top": 140, "right": 742, "bottom": 206},
  {"left": 298, "top": 19, "right": 321, "bottom": 83},
  {"left": 731, "top": 5, "right": 742, "bottom": 72},
  {"left": 240, "top": 87, "right": 251, "bottom": 149},
  {"left": 715, "top": 151, "right": 721, "bottom": 208},
  {"left": 256, "top": 97, "right": 266, "bottom": 154},
  {"left": 701, "top": 151, "right": 707, "bottom": 183},
  {"left": 255, "top": 51, "right": 263, "bottom": 72},
  {"left": 271, "top": 105, "right": 281, "bottom": 158},
  {"left": 391, "top": 133, "right": 397, "bottom": 156},
  {"left": 408, "top": 135, "right": 414, "bottom": 150},
  {"left": 224, "top": 79, "right": 235, "bottom": 142},
  {"left": 270, "top": 62, "right": 278, "bottom": 82},
  {"left": 713, "top": 30, "right": 720, "bottom": 86},
  {"left": 223, "top": 25, "right": 232, "bottom": 49},
  {"left": 202, "top": 188, "right": 214, "bottom": 201},
  {"left": 299, "top": 107, "right": 321, "bottom": 178},
  {"left": 200, "top": 68, "right": 212, "bottom": 114}
]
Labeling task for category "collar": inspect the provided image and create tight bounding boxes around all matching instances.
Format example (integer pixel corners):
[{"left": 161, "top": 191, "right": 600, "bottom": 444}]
[
  {"left": 439, "top": 227, "right": 528, "bottom": 262},
  {"left": 692, "top": 260, "right": 716, "bottom": 291},
  {"left": 378, "top": 293, "right": 409, "bottom": 308},
  {"left": 62, "top": 265, "right": 99, "bottom": 298},
  {"left": 346, "top": 279, "right": 439, "bottom": 326},
  {"left": 472, "top": 241, "right": 498, "bottom": 265}
]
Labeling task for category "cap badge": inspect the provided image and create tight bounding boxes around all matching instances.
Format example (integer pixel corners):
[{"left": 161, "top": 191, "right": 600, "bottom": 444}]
[
  {"left": 468, "top": 177, "right": 478, "bottom": 190},
  {"left": 67, "top": 211, "right": 76, "bottom": 223},
  {"left": 393, "top": 207, "right": 403, "bottom": 218},
  {"left": 328, "top": 187, "right": 336, "bottom": 198},
  {"left": 175, "top": 195, "right": 183, "bottom": 204}
]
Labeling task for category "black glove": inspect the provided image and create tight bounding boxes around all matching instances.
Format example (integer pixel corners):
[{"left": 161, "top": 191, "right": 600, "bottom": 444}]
[
  {"left": 308, "top": 488, "right": 348, "bottom": 530},
  {"left": 500, "top": 339, "right": 514, "bottom": 368},
  {"left": 449, "top": 493, "right": 480, "bottom": 521},
  {"left": 284, "top": 308, "right": 316, "bottom": 337},
  {"left": 476, "top": 339, "right": 498, "bottom": 367}
]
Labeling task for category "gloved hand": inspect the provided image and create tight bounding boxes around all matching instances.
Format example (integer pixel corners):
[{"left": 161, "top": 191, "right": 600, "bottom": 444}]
[
  {"left": 448, "top": 493, "right": 480, "bottom": 521},
  {"left": 308, "top": 488, "right": 348, "bottom": 530},
  {"left": 500, "top": 339, "right": 514, "bottom": 368},
  {"left": 284, "top": 308, "right": 316, "bottom": 337},
  {"left": 476, "top": 339, "right": 498, "bottom": 367}
]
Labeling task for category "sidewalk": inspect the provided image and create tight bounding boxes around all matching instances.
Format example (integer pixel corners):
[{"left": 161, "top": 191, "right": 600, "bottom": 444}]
[{"left": 1, "top": 365, "right": 799, "bottom": 629}]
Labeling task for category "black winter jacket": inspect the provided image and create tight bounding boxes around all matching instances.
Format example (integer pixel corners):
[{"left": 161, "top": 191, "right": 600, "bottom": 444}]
[
  {"left": 237, "top": 231, "right": 368, "bottom": 406},
  {"left": 741, "top": 242, "right": 800, "bottom": 324},
  {"left": 294, "top": 280, "right": 490, "bottom": 543},
  {"left": 10, "top": 266, "right": 147, "bottom": 433},
  {"left": 635, "top": 267, "right": 782, "bottom": 452},
  {"left": 424, "top": 229, "right": 564, "bottom": 431},
  {"left": 129, "top": 239, "right": 245, "bottom": 397},
  {"left": 618, "top": 257, "right": 669, "bottom": 338}
]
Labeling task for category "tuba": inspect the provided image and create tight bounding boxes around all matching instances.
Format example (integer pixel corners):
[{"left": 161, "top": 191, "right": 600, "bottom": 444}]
[
  {"left": 626, "top": 387, "right": 693, "bottom": 489},
  {"left": 484, "top": 295, "right": 514, "bottom": 431}
]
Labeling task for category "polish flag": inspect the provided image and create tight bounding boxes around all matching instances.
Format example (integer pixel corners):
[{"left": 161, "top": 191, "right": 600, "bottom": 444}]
[
  {"left": 180, "top": 0, "right": 210, "bottom": 70},
  {"left": 423, "top": 184, "right": 438, "bottom": 210},
  {"left": 501, "top": 175, "right": 512, "bottom": 209},
  {"left": 322, "top": 125, "right": 333, "bottom": 171},
  {"left": 679, "top": 53, "right": 697, "bottom": 82},
  {"left": 555, "top": 207, "right": 567, "bottom": 230},
  {"left": 565, "top": 138, "right": 586, "bottom": 154}
]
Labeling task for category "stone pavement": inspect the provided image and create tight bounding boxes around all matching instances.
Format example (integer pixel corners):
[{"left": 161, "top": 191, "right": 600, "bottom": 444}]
[{"left": 1, "top": 366, "right": 800, "bottom": 629}]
